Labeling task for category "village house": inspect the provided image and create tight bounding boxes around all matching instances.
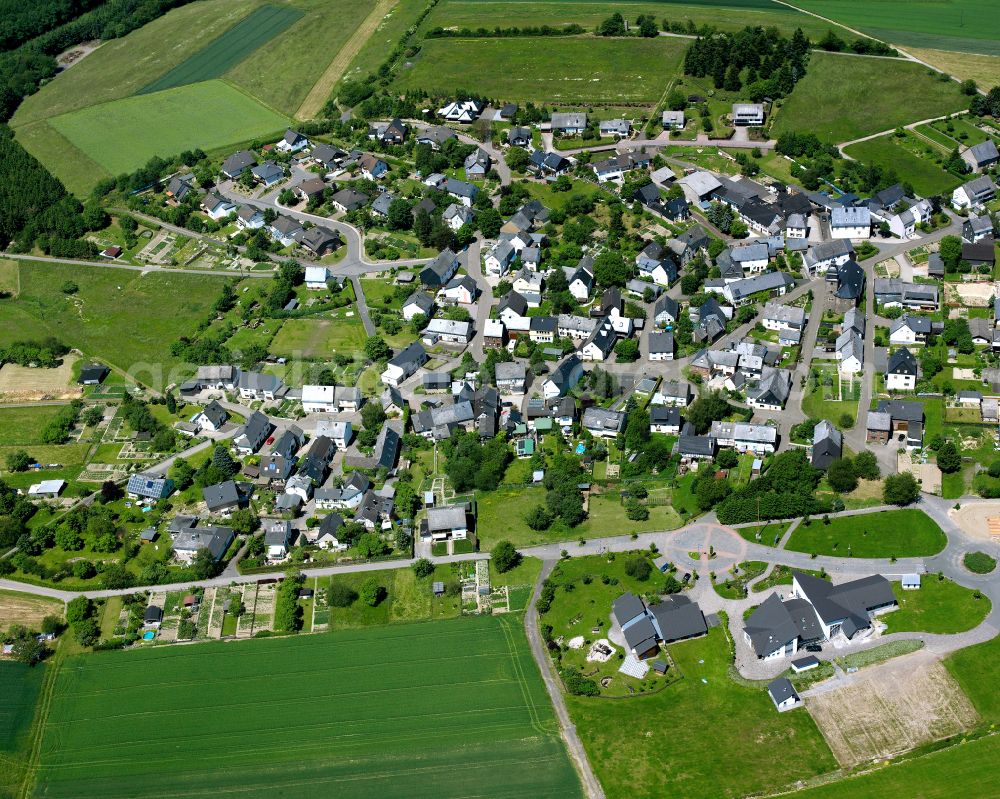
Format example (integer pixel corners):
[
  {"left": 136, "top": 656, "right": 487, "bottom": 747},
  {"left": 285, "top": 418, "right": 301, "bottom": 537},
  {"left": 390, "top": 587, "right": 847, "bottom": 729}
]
[
  {"left": 276, "top": 129, "right": 309, "bottom": 153},
  {"left": 381, "top": 342, "right": 428, "bottom": 387}
]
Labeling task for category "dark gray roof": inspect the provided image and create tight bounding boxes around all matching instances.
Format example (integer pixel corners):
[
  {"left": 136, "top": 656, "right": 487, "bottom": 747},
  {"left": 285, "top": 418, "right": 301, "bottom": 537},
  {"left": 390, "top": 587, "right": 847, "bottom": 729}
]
[
  {"left": 613, "top": 592, "right": 646, "bottom": 626},
  {"left": 743, "top": 593, "right": 808, "bottom": 657},
  {"left": 200, "top": 400, "right": 228, "bottom": 428},
  {"left": 875, "top": 399, "right": 923, "bottom": 423},
  {"left": 887, "top": 347, "right": 918, "bottom": 376},
  {"left": 793, "top": 572, "right": 895, "bottom": 628},
  {"left": 622, "top": 616, "right": 658, "bottom": 655},
  {"left": 203, "top": 480, "right": 241, "bottom": 512},
  {"left": 768, "top": 677, "right": 799, "bottom": 706},
  {"left": 648, "top": 598, "right": 707, "bottom": 642}
]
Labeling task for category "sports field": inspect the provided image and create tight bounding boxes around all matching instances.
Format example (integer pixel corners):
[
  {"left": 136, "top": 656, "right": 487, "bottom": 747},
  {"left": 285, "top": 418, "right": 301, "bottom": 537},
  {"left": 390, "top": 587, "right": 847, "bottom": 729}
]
[
  {"left": 773, "top": 52, "right": 967, "bottom": 143},
  {"left": 32, "top": 616, "right": 583, "bottom": 798},
  {"left": 790, "top": 0, "right": 1000, "bottom": 55},
  {"left": 393, "top": 36, "right": 688, "bottom": 105},
  {"left": 426, "top": 0, "right": 847, "bottom": 40},
  {"left": 47, "top": 80, "right": 289, "bottom": 177},
  {"left": 0, "top": 262, "right": 231, "bottom": 389},
  {"left": 139, "top": 4, "right": 305, "bottom": 94}
]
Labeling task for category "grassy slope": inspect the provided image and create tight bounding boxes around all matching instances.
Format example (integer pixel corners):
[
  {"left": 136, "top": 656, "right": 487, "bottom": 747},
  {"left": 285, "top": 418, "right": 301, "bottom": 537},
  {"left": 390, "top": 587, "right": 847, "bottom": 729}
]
[
  {"left": 791, "top": 0, "right": 1000, "bottom": 55},
  {"left": 139, "top": 4, "right": 305, "bottom": 94},
  {"left": 0, "top": 262, "right": 229, "bottom": 389},
  {"left": 568, "top": 626, "right": 836, "bottom": 799},
  {"left": 11, "top": 0, "right": 265, "bottom": 128},
  {"left": 339, "top": 0, "right": 428, "bottom": 83},
  {"left": 844, "top": 135, "right": 962, "bottom": 196},
  {"left": 426, "top": 0, "right": 843, "bottom": 39},
  {"left": 34, "top": 616, "right": 582, "bottom": 799},
  {"left": 392, "top": 36, "right": 688, "bottom": 105},
  {"left": 882, "top": 578, "right": 991, "bottom": 634},
  {"left": 12, "top": 121, "right": 109, "bottom": 198},
  {"left": 48, "top": 80, "right": 289, "bottom": 176},
  {"left": 906, "top": 48, "right": 1000, "bottom": 89},
  {"left": 773, "top": 52, "right": 967, "bottom": 143},
  {"left": 227, "top": 0, "right": 377, "bottom": 115},
  {"left": 784, "top": 509, "right": 947, "bottom": 558}
]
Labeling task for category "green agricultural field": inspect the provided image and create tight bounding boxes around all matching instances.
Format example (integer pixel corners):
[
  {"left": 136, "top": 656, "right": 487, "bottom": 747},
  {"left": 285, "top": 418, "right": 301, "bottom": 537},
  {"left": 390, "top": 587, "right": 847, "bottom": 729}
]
[
  {"left": 392, "top": 36, "right": 688, "bottom": 105},
  {"left": 844, "top": 134, "right": 963, "bottom": 196},
  {"left": 0, "top": 661, "right": 46, "bottom": 799},
  {"left": 882, "top": 577, "right": 990, "bottom": 634},
  {"left": 946, "top": 629, "right": 1000, "bottom": 724},
  {"left": 567, "top": 625, "right": 836, "bottom": 799},
  {"left": 0, "top": 662, "right": 44, "bottom": 753},
  {"left": 0, "top": 262, "right": 231, "bottom": 389},
  {"left": 228, "top": 0, "right": 379, "bottom": 115},
  {"left": 773, "top": 52, "right": 967, "bottom": 143},
  {"left": 32, "top": 616, "right": 582, "bottom": 799},
  {"left": 11, "top": 120, "right": 110, "bottom": 197},
  {"left": 12, "top": 0, "right": 266, "bottom": 128},
  {"left": 784, "top": 509, "right": 947, "bottom": 558},
  {"left": 47, "top": 80, "right": 289, "bottom": 178},
  {"left": 790, "top": 0, "right": 1000, "bottom": 55},
  {"left": 139, "top": 4, "right": 305, "bottom": 94},
  {"left": 791, "top": 734, "right": 1000, "bottom": 798},
  {"left": 427, "top": 0, "right": 847, "bottom": 40},
  {"left": 268, "top": 312, "right": 367, "bottom": 359},
  {"left": 340, "top": 0, "right": 429, "bottom": 84}
]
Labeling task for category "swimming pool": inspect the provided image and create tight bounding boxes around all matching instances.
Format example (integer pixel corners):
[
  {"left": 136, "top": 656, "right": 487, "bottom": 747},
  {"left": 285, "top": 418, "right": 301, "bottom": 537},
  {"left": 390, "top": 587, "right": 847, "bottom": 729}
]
[{"left": 142, "top": 631, "right": 156, "bottom": 641}]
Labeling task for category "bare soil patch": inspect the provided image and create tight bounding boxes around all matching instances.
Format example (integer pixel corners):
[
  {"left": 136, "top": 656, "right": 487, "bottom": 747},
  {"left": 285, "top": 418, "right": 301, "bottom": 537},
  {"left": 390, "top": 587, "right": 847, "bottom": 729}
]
[
  {"left": 951, "top": 501, "right": 1000, "bottom": 542},
  {"left": 807, "top": 657, "right": 977, "bottom": 767},
  {"left": 898, "top": 451, "right": 941, "bottom": 495},
  {"left": 0, "top": 356, "right": 81, "bottom": 401},
  {"left": 0, "top": 590, "right": 63, "bottom": 633}
]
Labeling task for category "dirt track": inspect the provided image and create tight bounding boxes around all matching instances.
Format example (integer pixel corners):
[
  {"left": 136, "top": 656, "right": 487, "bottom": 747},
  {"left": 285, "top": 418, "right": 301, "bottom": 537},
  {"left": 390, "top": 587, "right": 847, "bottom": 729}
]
[{"left": 295, "top": 0, "right": 398, "bottom": 119}]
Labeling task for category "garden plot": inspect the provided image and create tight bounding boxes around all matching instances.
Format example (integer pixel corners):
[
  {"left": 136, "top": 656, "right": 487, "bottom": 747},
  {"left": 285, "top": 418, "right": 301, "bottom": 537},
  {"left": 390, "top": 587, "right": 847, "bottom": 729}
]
[
  {"left": 0, "top": 357, "right": 81, "bottom": 400},
  {"left": 806, "top": 656, "right": 977, "bottom": 767},
  {"left": 236, "top": 583, "right": 258, "bottom": 638},
  {"left": 194, "top": 587, "right": 215, "bottom": 639}
]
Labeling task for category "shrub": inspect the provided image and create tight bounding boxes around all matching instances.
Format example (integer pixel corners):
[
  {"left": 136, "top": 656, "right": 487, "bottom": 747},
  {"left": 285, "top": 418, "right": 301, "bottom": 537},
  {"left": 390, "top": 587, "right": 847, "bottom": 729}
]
[
  {"left": 964, "top": 551, "right": 996, "bottom": 574},
  {"left": 328, "top": 581, "right": 358, "bottom": 607},
  {"left": 492, "top": 540, "right": 521, "bottom": 573},
  {"left": 624, "top": 556, "right": 651, "bottom": 581}
]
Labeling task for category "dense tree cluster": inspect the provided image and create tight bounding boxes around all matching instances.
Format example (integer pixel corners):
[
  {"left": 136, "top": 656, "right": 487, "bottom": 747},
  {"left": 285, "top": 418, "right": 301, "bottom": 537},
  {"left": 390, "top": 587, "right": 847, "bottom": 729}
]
[
  {"left": 968, "top": 85, "right": 1000, "bottom": 118},
  {"left": 442, "top": 432, "right": 512, "bottom": 492},
  {"left": 683, "top": 26, "right": 809, "bottom": 100},
  {"left": 0, "top": 126, "right": 95, "bottom": 253},
  {"left": 273, "top": 571, "right": 305, "bottom": 632},
  {"left": 715, "top": 449, "right": 827, "bottom": 524},
  {"left": 0, "top": 338, "right": 69, "bottom": 369}
]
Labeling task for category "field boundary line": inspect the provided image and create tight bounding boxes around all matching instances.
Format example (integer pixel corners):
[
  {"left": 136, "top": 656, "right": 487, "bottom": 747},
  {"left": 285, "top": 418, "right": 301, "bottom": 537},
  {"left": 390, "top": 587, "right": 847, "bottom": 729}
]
[
  {"left": 498, "top": 615, "right": 547, "bottom": 733},
  {"left": 295, "top": 0, "right": 398, "bottom": 120},
  {"left": 216, "top": 77, "right": 292, "bottom": 124},
  {"left": 16, "top": 654, "right": 63, "bottom": 799}
]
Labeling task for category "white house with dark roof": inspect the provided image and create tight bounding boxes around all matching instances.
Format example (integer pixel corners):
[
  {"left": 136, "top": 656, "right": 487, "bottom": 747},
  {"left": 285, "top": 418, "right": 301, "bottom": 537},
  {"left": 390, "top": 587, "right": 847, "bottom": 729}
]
[
  {"left": 952, "top": 175, "right": 996, "bottom": 211},
  {"left": 830, "top": 206, "right": 871, "bottom": 239},
  {"left": 276, "top": 129, "right": 309, "bottom": 153},
  {"left": 886, "top": 347, "right": 919, "bottom": 391},
  {"left": 550, "top": 112, "right": 587, "bottom": 135}
]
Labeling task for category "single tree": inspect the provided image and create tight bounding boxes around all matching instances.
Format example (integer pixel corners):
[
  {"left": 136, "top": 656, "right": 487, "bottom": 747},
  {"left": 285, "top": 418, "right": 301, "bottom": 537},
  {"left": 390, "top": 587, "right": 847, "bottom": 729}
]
[{"left": 492, "top": 540, "right": 521, "bottom": 573}]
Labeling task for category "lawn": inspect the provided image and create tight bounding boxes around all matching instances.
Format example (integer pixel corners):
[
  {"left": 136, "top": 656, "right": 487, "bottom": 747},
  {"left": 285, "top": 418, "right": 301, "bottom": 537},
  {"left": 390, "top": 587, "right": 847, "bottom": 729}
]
[
  {"left": 784, "top": 509, "right": 947, "bottom": 558},
  {"left": 792, "top": 0, "right": 1000, "bottom": 55},
  {"left": 476, "top": 486, "right": 683, "bottom": 549},
  {"left": 33, "top": 616, "right": 582, "bottom": 799},
  {"left": 268, "top": 311, "right": 367, "bottom": 359},
  {"left": 844, "top": 134, "right": 963, "bottom": 197},
  {"left": 735, "top": 520, "right": 791, "bottom": 545},
  {"left": 882, "top": 577, "right": 990, "bottom": 635},
  {"left": 0, "top": 262, "right": 231, "bottom": 389},
  {"left": 392, "top": 36, "right": 688, "bottom": 105},
  {"left": 324, "top": 564, "right": 464, "bottom": 629},
  {"left": 339, "top": 0, "right": 429, "bottom": 84},
  {"left": 427, "top": 0, "right": 849, "bottom": 40},
  {"left": 790, "top": 734, "right": 1000, "bottom": 798},
  {"left": 11, "top": 119, "right": 111, "bottom": 197},
  {"left": 47, "top": 79, "right": 289, "bottom": 178},
  {"left": 773, "top": 52, "right": 967, "bottom": 143},
  {"left": 0, "top": 406, "right": 68, "bottom": 446},
  {"left": 567, "top": 624, "right": 836, "bottom": 799},
  {"left": 139, "top": 4, "right": 305, "bottom": 94}
]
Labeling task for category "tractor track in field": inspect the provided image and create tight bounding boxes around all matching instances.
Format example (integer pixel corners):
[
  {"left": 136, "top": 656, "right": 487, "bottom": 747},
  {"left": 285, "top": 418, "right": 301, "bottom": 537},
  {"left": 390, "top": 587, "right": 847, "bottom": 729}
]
[{"left": 295, "top": 0, "right": 398, "bottom": 120}]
